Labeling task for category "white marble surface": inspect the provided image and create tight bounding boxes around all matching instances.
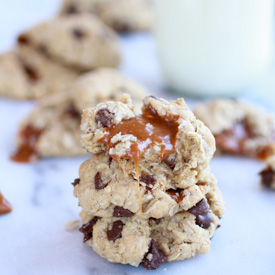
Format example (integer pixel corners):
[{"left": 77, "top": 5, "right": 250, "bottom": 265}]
[{"left": 1, "top": 1, "right": 275, "bottom": 275}]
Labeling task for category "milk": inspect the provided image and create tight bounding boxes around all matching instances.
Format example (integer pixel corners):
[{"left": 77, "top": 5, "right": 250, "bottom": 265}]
[{"left": 154, "top": 0, "right": 274, "bottom": 96}]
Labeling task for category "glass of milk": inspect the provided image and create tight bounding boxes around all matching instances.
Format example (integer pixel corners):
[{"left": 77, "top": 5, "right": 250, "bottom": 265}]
[{"left": 154, "top": 0, "right": 274, "bottom": 97}]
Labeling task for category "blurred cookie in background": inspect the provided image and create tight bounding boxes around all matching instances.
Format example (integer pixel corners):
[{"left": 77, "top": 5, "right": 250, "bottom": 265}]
[
  {"left": 60, "top": 0, "right": 153, "bottom": 33},
  {"left": 0, "top": 14, "right": 121, "bottom": 100},
  {"left": 194, "top": 99, "right": 275, "bottom": 160},
  {"left": 0, "top": 48, "right": 79, "bottom": 100},
  {"left": 11, "top": 68, "right": 148, "bottom": 162},
  {"left": 17, "top": 14, "right": 121, "bottom": 71}
]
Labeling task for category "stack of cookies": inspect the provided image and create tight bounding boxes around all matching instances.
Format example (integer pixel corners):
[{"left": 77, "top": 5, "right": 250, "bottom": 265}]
[{"left": 73, "top": 96, "right": 225, "bottom": 269}]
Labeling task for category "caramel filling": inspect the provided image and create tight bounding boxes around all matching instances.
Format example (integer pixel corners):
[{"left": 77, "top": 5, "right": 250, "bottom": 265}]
[
  {"left": 11, "top": 125, "right": 44, "bottom": 163},
  {"left": 0, "top": 192, "right": 12, "bottom": 215},
  {"left": 100, "top": 104, "right": 179, "bottom": 213},
  {"left": 166, "top": 189, "right": 186, "bottom": 203},
  {"left": 215, "top": 121, "right": 275, "bottom": 160}
]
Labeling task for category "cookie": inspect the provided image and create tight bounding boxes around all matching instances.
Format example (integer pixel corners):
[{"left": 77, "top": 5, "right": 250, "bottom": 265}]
[
  {"left": 194, "top": 99, "right": 275, "bottom": 160},
  {"left": 81, "top": 96, "right": 215, "bottom": 175},
  {"left": 75, "top": 153, "right": 221, "bottom": 219},
  {"left": 74, "top": 96, "right": 224, "bottom": 269},
  {"left": 17, "top": 14, "right": 121, "bottom": 71},
  {"left": 77, "top": 187, "right": 223, "bottom": 268},
  {"left": 60, "top": 0, "right": 152, "bottom": 32},
  {"left": 259, "top": 158, "right": 275, "bottom": 189},
  {"left": 0, "top": 49, "right": 79, "bottom": 100},
  {"left": 11, "top": 69, "right": 148, "bottom": 161},
  {"left": 71, "top": 68, "right": 148, "bottom": 113},
  {"left": 0, "top": 192, "right": 12, "bottom": 215},
  {"left": 0, "top": 51, "right": 30, "bottom": 99},
  {"left": 11, "top": 103, "right": 84, "bottom": 162}
]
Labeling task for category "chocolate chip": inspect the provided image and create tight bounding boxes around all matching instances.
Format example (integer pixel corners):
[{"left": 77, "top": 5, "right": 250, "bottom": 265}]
[
  {"left": 72, "top": 178, "right": 80, "bottom": 187},
  {"left": 188, "top": 200, "right": 213, "bottom": 229},
  {"left": 107, "top": 220, "right": 124, "bottom": 241},
  {"left": 79, "top": 217, "right": 99, "bottom": 242},
  {"left": 17, "top": 34, "right": 30, "bottom": 45},
  {"left": 23, "top": 64, "right": 40, "bottom": 82},
  {"left": 72, "top": 28, "right": 86, "bottom": 39},
  {"left": 142, "top": 240, "right": 167, "bottom": 270},
  {"left": 113, "top": 206, "right": 134, "bottom": 217},
  {"left": 94, "top": 172, "right": 109, "bottom": 190},
  {"left": 140, "top": 173, "right": 156, "bottom": 189},
  {"left": 63, "top": 104, "right": 81, "bottom": 120},
  {"left": 163, "top": 157, "right": 176, "bottom": 169},
  {"left": 196, "top": 213, "right": 213, "bottom": 229},
  {"left": 112, "top": 21, "right": 131, "bottom": 33},
  {"left": 95, "top": 108, "right": 115, "bottom": 127},
  {"left": 65, "top": 4, "right": 79, "bottom": 14},
  {"left": 260, "top": 168, "right": 274, "bottom": 188},
  {"left": 188, "top": 199, "right": 209, "bottom": 216}
]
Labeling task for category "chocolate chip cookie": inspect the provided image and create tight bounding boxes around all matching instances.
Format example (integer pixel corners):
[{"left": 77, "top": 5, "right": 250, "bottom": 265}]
[
  {"left": 17, "top": 14, "right": 121, "bottom": 71},
  {"left": 71, "top": 68, "right": 148, "bottom": 114},
  {"left": 194, "top": 99, "right": 275, "bottom": 160},
  {"left": 74, "top": 96, "right": 225, "bottom": 269},
  {"left": 11, "top": 69, "right": 147, "bottom": 162},
  {"left": 60, "top": 0, "right": 152, "bottom": 33}
]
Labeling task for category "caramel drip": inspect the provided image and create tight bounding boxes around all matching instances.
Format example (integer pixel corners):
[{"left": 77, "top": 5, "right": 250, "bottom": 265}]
[
  {"left": 215, "top": 121, "right": 275, "bottom": 160},
  {"left": 166, "top": 189, "right": 185, "bottom": 203},
  {"left": 11, "top": 125, "right": 44, "bottom": 163},
  {"left": 100, "top": 104, "right": 179, "bottom": 214},
  {"left": 0, "top": 192, "right": 12, "bottom": 215},
  {"left": 256, "top": 144, "right": 275, "bottom": 161}
]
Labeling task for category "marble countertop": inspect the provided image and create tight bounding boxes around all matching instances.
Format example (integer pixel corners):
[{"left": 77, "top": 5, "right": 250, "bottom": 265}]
[{"left": 1, "top": 1, "right": 275, "bottom": 275}]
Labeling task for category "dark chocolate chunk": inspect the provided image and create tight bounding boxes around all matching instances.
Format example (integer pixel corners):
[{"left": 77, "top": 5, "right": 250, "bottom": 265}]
[
  {"left": 142, "top": 240, "right": 167, "bottom": 270},
  {"left": 163, "top": 157, "right": 176, "bottom": 169},
  {"left": 94, "top": 172, "right": 109, "bottom": 190},
  {"left": 72, "top": 28, "right": 86, "bottom": 39},
  {"left": 95, "top": 108, "right": 115, "bottom": 127},
  {"left": 113, "top": 206, "right": 134, "bottom": 217},
  {"left": 140, "top": 173, "right": 156, "bottom": 189},
  {"left": 65, "top": 4, "right": 79, "bottom": 14},
  {"left": 17, "top": 34, "right": 30, "bottom": 45},
  {"left": 260, "top": 168, "right": 274, "bottom": 188},
  {"left": 196, "top": 213, "right": 213, "bottom": 229},
  {"left": 112, "top": 21, "right": 131, "bottom": 33},
  {"left": 63, "top": 104, "right": 81, "bottom": 120},
  {"left": 107, "top": 220, "right": 124, "bottom": 241},
  {"left": 79, "top": 217, "right": 99, "bottom": 242},
  {"left": 72, "top": 178, "right": 80, "bottom": 187},
  {"left": 188, "top": 199, "right": 209, "bottom": 216},
  {"left": 23, "top": 64, "right": 40, "bottom": 82}
]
